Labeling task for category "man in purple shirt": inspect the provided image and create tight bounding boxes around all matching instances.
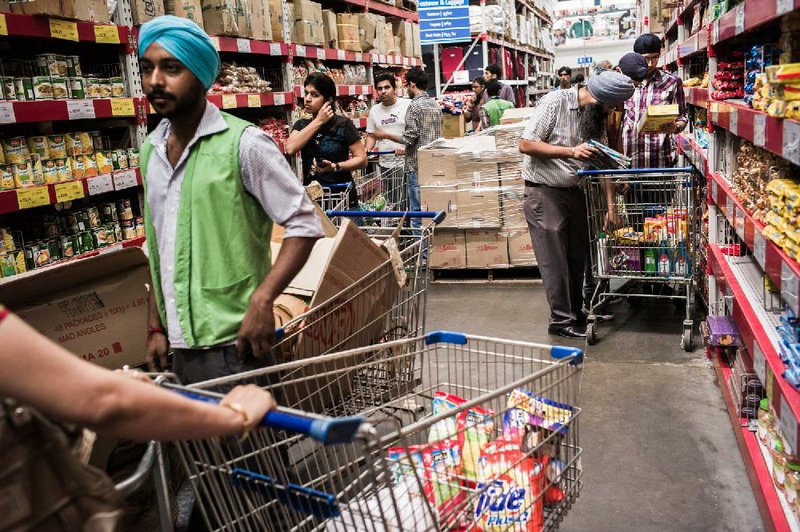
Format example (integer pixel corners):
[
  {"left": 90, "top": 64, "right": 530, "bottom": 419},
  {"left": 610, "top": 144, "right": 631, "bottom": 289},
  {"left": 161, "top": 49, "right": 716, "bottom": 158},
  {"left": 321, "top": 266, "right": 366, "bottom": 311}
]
[{"left": 483, "top": 63, "right": 516, "bottom": 107}]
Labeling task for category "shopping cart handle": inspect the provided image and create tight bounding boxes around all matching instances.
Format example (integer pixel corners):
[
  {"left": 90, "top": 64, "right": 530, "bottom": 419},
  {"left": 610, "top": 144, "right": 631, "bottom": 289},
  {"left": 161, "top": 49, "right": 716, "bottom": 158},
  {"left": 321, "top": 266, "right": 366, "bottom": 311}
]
[
  {"left": 171, "top": 388, "right": 364, "bottom": 444},
  {"left": 368, "top": 150, "right": 396, "bottom": 155},
  {"left": 550, "top": 345, "right": 584, "bottom": 365},
  {"left": 322, "top": 183, "right": 351, "bottom": 191},
  {"left": 231, "top": 469, "right": 339, "bottom": 519},
  {"left": 326, "top": 210, "right": 447, "bottom": 224},
  {"left": 274, "top": 327, "right": 284, "bottom": 342},
  {"left": 577, "top": 166, "right": 693, "bottom": 176}
]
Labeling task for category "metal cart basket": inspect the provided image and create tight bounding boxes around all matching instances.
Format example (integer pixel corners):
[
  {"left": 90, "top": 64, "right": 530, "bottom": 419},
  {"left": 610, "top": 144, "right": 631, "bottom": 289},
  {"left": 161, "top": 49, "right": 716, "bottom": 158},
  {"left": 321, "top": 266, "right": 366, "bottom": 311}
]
[
  {"left": 163, "top": 331, "right": 584, "bottom": 531},
  {"left": 580, "top": 167, "right": 697, "bottom": 350}
]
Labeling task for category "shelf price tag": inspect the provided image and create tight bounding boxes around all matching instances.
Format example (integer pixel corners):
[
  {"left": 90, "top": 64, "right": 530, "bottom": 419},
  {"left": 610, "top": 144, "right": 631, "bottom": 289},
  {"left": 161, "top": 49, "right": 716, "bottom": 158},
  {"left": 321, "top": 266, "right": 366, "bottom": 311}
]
[
  {"left": 783, "top": 261, "right": 800, "bottom": 314},
  {"left": 94, "top": 25, "right": 120, "bottom": 44},
  {"left": 711, "top": 176, "right": 718, "bottom": 203},
  {"left": 87, "top": 173, "right": 113, "bottom": 195},
  {"left": 753, "top": 114, "right": 766, "bottom": 147},
  {"left": 110, "top": 98, "right": 135, "bottom": 116},
  {"left": 17, "top": 186, "right": 50, "bottom": 210},
  {"left": 295, "top": 45, "right": 306, "bottom": 57},
  {"left": 0, "top": 102, "right": 15, "bottom": 124},
  {"left": 711, "top": 21, "right": 719, "bottom": 44},
  {"left": 269, "top": 43, "right": 281, "bottom": 56},
  {"left": 316, "top": 48, "right": 326, "bottom": 60},
  {"left": 777, "top": 0, "right": 793, "bottom": 16},
  {"left": 753, "top": 343, "right": 766, "bottom": 388},
  {"left": 273, "top": 92, "right": 286, "bottom": 106},
  {"left": 355, "top": 52, "right": 364, "bottom": 62},
  {"left": 247, "top": 94, "right": 261, "bottom": 108},
  {"left": 0, "top": 14, "right": 8, "bottom": 36},
  {"left": 67, "top": 99, "right": 95, "bottom": 120},
  {"left": 209, "top": 36, "right": 220, "bottom": 50},
  {"left": 222, "top": 94, "right": 237, "bottom": 109},
  {"left": 54, "top": 181, "right": 85, "bottom": 202},
  {"left": 337, "top": 50, "right": 346, "bottom": 60},
  {"left": 781, "top": 395, "right": 799, "bottom": 454},
  {"left": 734, "top": 3, "right": 745, "bottom": 35},
  {"left": 754, "top": 231, "right": 766, "bottom": 268},
  {"left": 729, "top": 107, "right": 738, "bottom": 136},
  {"left": 236, "top": 38, "right": 251, "bottom": 54},
  {"left": 49, "top": 19, "right": 79, "bottom": 42},
  {"left": 726, "top": 195, "right": 734, "bottom": 221},
  {"left": 783, "top": 120, "right": 800, "bottom": 165},
  {"left": 113, "top": 169, "right": 138, "bottom": 190}
]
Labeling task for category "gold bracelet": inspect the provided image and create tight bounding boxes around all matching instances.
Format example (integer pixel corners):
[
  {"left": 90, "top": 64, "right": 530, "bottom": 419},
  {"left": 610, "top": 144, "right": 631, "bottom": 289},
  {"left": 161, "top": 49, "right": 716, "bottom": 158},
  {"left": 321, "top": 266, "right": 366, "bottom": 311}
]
[{"left": 222, "top": 402, "right": 251, "bottom": 442}]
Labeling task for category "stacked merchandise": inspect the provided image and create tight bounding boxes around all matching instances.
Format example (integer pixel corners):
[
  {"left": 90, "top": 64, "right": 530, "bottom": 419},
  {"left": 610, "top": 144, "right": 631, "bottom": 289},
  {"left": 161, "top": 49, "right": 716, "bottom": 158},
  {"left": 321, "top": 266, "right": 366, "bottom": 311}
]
[
  {"left": 683, "top": 72, "right": 709, "bottom": 89},
  {"left": 209, "top": 63, "right": 273, "bottom": 94},
  {"left": 758, "top": 63, "right": 800, "bottom": 119},
  {"left": 586, "top": 140, "right": 630, "bottom": 170},
  {"left": 339, "top": 96, "right": 370, "bottom": 120},
  {"left": 764, "top": 178, "right": 800, "bottom": 260},
  {"left": 0, "top": 54, "right": 126, "bottom": 101},
  {"left": 421, "top": 127, "right": 536, "bottom": 269},
  {"left": 756, "top": 390, "right": 800, "bottom": 519},
  {"left": 778, "top": 312, "right": 800, "bottom": 389},
  {"left": 0, "top": 134, "right": 139, "bottom": 190},
  {"left": 730, "top": 142, "right": 790, "bottom": 224},
  {"left": 744, "top": 46, "right": 779, "bottom": 108},
  {"left": 712, "top": 58, "right": 745, "bottom": 101},
  {"left": 293, "top": 62, "right": 369, "bottom": 86},
  {"left": 256, "top": 117, "right": 289, "bottom": 145}
]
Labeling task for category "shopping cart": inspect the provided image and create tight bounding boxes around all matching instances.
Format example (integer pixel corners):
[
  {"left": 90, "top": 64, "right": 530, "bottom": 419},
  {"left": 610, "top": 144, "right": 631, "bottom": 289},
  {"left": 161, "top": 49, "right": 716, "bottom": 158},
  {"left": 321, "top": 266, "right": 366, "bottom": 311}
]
[
  {"left": 358, "top": 151, "right": 407, "bottom": 215},
  {"left": 159, "top": 331, "right": 584, "bottom": 531},
  {"left": 317, "top": 183, "right": 353, "bottom": 213},
  {"left": 580, "top": 167, "right": 697, "bottom": 350},
  {"left": 272, "top": 211, "right": 444, "bottom": 414}
]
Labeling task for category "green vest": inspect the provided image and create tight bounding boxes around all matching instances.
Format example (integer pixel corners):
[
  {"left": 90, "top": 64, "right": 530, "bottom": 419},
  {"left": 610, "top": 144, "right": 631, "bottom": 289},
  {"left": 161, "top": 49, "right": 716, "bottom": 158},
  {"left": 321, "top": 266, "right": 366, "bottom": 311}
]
[
  {"left": 141, "top": 112, "right": 273, "bottom": 348},
  {"left": 484, "top": 97, "right": 515, "bottom": 126}
]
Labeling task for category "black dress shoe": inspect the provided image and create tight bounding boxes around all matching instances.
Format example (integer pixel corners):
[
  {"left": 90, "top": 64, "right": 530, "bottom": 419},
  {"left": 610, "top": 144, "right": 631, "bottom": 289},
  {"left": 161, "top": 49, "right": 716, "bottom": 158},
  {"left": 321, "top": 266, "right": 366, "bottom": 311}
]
[{"left": 548, "top": 326, "right": 587, "bottom": 339}]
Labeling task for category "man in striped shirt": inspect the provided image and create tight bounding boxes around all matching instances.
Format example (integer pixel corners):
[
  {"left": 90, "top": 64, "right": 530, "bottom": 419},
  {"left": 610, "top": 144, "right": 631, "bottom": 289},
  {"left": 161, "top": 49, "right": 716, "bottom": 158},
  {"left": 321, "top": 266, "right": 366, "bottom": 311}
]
[
  {"left": 622, "top": 34, "right": 688, "bottom": 168},
  {"left": 519, "top": 71, "right": 634, "bottom": 338}
]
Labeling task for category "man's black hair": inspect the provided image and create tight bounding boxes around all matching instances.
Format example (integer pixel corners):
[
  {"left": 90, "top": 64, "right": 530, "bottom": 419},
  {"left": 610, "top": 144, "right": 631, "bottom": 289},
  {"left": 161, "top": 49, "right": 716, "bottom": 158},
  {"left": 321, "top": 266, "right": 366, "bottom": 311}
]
[
  {"left": 558, "top": 66, "right": 572, "bottom": 76},
  {"left": 374, "top": 73, "right": 396, "bottom": 89},
  {"left": 405, "top": 67, "right": 428, "bottom": 90},
  {"left": 485, "top": 79, "right": 502, "bottom": 97},
  {"left": 485, "top": 64, "right": 502, "bottom": 77}
]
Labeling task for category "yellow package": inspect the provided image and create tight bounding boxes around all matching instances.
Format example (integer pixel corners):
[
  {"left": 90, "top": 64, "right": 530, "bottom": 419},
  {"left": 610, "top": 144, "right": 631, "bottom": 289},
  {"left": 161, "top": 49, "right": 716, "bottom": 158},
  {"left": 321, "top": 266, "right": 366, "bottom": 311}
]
[
  {"left": 71, "top": 156, "right": 85, "bottom": 179},
  {"left": 30, "top": 157, "right": 43, "bottom": 185},
  {"left": 95, "top": 151, "right": 113, "bottom": 174},
  {"left": 2, "top": 137, "right": 31, "bottom": 164},
  {"left": 41, "top": 159, "right": 58, "bottom": 184},
  {"left": 766, "top": 210, "right": 788, "bottom": 232},
  {"left": 26, "top": 136, "right": 49, "bottom": 160},
  {"left": 64, "top": 133, "right": 83, "bottom": 157},
  {"left": 83, "top": 154, "right": 98, "bottom": 177},
  {"left": 12, "top": 163, "right": 34, "bottom": 188},
  {"left": 0, "top": 146, "right": 4, "bottom": 165},
  {"left": 55, "top": 158, "right": 72, "bottom": 182},
  {"left": 767, "top": 100, "right": 789, "bottom": 118},
  {"left": 768, "top": 83, "right": 800, "bottom": 101},
  {"left": 766, "top": 63, "right": 800, "bottom": 84},
  {"left": 764, "top": 225, "right": 785, "bottom": 245},
  {"left": 78, "top": 132, "right": 93, "bottom": 154},
  {"left": 47, "top": 135, "right": 67, "bottom": 159},
  {"left": 767, "top": 179, "right": 795, "bottom": 198},
  {"left": 0, "top": 166, "right": 14, "bottom": 190}
]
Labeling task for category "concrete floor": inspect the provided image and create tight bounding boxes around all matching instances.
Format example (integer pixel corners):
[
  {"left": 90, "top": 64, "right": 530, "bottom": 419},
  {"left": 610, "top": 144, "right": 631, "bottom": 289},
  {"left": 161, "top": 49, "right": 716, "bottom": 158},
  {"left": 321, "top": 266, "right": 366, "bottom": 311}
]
[{"left": 425, "top": 282, "right": 763, "bottom": 532}]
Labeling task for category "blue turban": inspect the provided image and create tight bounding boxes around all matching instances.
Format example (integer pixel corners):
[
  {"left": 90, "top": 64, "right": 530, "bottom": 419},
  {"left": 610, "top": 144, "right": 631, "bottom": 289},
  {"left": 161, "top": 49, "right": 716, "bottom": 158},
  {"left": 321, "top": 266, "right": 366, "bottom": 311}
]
[{"left": 139, "top": 16, "right": 220, "bottom": 90}]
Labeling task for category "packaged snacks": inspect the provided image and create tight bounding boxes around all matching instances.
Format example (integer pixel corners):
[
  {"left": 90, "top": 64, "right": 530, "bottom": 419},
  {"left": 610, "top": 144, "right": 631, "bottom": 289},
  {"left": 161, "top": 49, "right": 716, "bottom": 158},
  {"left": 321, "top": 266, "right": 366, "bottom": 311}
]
[
  {"left": 55, "top": 158, "right": 72, "bottom": 182},
  {"left": 71, "top": 156, "right": 85, "bottom": 179},
  {"left": 65, "top": 133, "right": 84, "bottom": 157},
  {"left": 78, "top": 132, "right": 94, "bottom": 154},
  {"left": 96, "top": 151, "right": 113, "bottom": 174},
  {"left": 83, "top": 154, "right": 98, "bottom": 177},
  {"left": 26, "top": 136, "right": 50, "bottom": 160},
  {"left": 429, "top": 392, "right": 463, "bottom": 442},
  {"left": 3, "top": 137, "right": 31, "bottom": 164},
  {"left": 506, "top": 388, "right": 575, "bottom": 436},
  {"left": 473, "top": 440, "right": 547, "bottom": 531},
  {"left": 422, "top": 440, "right": 465, "bottom": 528},
  {"left": 42, "top": 159, "right": 58, "bottom": 184},
  {"left": 12, "top": 163, "right": 35, "bottom": 188},
  {"left": 0, "top": 166, "right": 14, "bottom": 190},
  {"left": 47, "top": 135, "right": 67, "bottom": 159},
  {"left": 459, "top": 406, "right": 494, "bottom": 486}
]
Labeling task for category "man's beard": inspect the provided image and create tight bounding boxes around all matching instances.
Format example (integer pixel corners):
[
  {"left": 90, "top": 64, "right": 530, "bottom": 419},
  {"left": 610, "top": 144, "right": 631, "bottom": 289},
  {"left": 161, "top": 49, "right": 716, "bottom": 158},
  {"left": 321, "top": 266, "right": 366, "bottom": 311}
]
[
  {"left": 147, "top": 81, "right": 205, "bottom": 119},
  {"left": 579, "top": 103, "right": 609, "bottom": 142}
]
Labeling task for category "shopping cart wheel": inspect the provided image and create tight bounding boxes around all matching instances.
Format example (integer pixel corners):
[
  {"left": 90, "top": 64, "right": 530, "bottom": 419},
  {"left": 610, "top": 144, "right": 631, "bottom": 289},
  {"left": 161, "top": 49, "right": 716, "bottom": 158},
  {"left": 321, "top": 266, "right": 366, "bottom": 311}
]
[
  {"left": 586, "top": 320, "right": 598, "bottom": 346},
  {"left": 681, "top": 320, "right": 693, "bottom": 352}
]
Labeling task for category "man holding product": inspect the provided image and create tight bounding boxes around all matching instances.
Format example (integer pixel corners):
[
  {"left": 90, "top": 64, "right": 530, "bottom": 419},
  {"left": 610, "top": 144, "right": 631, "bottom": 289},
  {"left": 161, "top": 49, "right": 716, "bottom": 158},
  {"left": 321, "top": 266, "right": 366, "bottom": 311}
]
[
  {"left": 138, "top": 17, "right": 323, "bottom": 383},
  {"left": 519, "top": 70, "right": 635, "bottom": 338},
  {"left": 622, "top": 33, "right": 688, "bottom": 168}
]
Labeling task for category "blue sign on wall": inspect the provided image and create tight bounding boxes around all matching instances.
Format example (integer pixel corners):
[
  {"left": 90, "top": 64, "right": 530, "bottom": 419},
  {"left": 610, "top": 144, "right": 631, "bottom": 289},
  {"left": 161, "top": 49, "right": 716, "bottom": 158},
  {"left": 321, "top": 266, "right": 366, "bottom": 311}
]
[
  {"left": 419, "top": 0, "right": 471, "bottom": 44},
  {"left": 577, "top": 56, "right": 594, "bottom": 64}
]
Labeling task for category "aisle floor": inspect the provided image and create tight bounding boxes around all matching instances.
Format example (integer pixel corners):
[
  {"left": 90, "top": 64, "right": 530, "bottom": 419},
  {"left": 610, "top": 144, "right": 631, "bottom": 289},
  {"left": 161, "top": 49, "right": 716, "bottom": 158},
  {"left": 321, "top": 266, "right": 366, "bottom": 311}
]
[{"left": 425, "top": 282, "right": 763, "bottom": 531}]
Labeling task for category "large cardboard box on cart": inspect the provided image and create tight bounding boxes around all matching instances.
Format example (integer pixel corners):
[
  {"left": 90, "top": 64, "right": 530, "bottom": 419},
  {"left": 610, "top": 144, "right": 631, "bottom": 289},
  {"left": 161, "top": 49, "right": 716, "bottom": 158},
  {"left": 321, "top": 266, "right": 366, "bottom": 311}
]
[
  {"left": 273, "top": 219, "right": 401, "bottom": 412},
  {"left": 0, "top": 246, "right": 149, "bottom": 370}
]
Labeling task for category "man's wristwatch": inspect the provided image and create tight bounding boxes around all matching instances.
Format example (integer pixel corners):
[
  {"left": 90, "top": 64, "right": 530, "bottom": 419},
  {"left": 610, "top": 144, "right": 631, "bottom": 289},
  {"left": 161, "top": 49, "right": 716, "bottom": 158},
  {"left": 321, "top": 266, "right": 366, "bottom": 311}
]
[{"left": 334, "top": 162, "right": 341, "bottom": 172}]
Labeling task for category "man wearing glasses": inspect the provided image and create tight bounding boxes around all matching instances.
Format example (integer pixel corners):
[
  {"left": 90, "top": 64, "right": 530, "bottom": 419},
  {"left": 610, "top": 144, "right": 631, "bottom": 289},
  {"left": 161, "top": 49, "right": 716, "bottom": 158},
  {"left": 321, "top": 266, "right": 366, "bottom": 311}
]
[{"left": 621, "top": 33, "right": 687, "bottom": 169}]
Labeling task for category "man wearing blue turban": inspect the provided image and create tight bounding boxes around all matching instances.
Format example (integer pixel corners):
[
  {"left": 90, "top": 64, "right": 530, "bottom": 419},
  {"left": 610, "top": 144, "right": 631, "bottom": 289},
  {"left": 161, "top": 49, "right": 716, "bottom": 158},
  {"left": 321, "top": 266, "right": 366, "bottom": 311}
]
[{"left": 137, "top": 16, "right": 323, "bottom": 385}]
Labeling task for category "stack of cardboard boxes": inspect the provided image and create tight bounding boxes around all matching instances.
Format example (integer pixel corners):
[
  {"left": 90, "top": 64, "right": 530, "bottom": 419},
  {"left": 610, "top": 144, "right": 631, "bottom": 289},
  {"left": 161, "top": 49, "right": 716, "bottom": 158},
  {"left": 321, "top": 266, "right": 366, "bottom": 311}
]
[
  {"left": 335, "top": 13, "right": 420, "bottom": 56},
  {"left": 420, "top": 131, "right": 536, "bottom": 270}
]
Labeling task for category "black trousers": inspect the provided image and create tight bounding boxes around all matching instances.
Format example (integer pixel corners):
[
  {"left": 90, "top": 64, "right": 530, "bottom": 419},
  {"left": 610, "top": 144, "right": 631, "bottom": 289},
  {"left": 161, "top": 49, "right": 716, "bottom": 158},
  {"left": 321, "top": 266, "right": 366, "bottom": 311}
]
[{"left": 524, "top": 184, "right": 589, "bottom": 328}]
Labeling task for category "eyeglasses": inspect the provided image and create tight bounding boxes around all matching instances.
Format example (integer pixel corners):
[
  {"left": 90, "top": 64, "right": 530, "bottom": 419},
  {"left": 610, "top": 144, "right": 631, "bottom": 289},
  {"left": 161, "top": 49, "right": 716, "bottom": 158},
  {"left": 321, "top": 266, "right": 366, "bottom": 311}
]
[{"left": 643, "top": 55, "right": 661, "bottom": 64}]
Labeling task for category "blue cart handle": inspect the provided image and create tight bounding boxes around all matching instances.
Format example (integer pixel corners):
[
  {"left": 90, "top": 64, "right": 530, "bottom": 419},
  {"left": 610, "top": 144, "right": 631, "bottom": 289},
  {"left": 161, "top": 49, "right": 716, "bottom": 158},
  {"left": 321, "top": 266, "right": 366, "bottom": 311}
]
[
  {"left": 169, "top": 387, "right": 364, "bottom": 445},
  {"left": 368, "top": 150, "right": 396, "bottom": 155},
  {"left": 577, "top": 166, "right": 693, "bottom": 176},
  {"left": 327, "top": 210, "right": 447, "bottom": 225},
  {"left": 322, "top": 183, "right": 352, "bottom": 191}
]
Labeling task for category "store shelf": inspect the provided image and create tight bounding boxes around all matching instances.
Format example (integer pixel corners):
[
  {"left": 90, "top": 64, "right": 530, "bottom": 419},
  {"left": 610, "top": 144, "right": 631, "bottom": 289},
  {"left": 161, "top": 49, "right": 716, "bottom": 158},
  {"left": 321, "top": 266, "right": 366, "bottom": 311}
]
[
  {"left": 711, "top": 0, "right": 800, "bottom": 46},
  {"left": 0, "top": 12, "right": 130, "bottom": 46},
  {"left": 677, "top": 0, "right": 704, "bottom": 25},
  {"left": 369, "top": 53, "right": 423, "bottom": 67},
  {"left": 480, "top": 34, "right": 554, "bottom": 60},
  {"left": 709, "top": 171, "right": 800, "bottom": 316},
  {"left": 0, "top": 235, "right": 146, "bottom": 287},
  {"left": 678, "top": 29, "right": 708, "bottom": 59},
  {"left": 710, "top": 347, "right": 795, "bottom": 531},
  {"left": 0, "top": 168, "right": 142, "bottom": 215},
  {"left": 294, "top": 84, "right": 373, "bottom": 98},
  {"left": 664, "top": 11, "right": 680, "bottom": 36},
  {"left": 336, "top": 0, "right": 418, "bottom": 20},
  {"left": 206, "top": 91, "right": 294, "bottom": 110},
  {"left": 684, "top": 86, "right": 708, "bottom": 107},
  {"left": 0, "top": 98, "right": 145, "bottom": 125},
  {"left": 708, "top": 244, "right": 800, "bottom": 473},
  {"left": 210, "top": 36, "right": 290, "bottom": 56},
  {"left": 505, "top": 79, "right": 530, "bottom": 86},
  {"left": 678, "top": 132, "right": 708, "bottom": 175},
  {"left": 710, "top": 100, "right": 800, "bottom": 166},
  {"left": 515, "top": 0, "right": 552, "bottom": 24},
  {"left": 661, "top": 46, "right": 679, "bottom": 67}
]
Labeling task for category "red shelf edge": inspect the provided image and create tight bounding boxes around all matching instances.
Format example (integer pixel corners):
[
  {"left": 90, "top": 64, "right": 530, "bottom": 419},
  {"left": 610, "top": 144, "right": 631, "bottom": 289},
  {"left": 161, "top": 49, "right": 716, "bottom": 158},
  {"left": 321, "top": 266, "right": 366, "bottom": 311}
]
[{"left": 0, "top": 12, "right": 129, "bottom": 45}]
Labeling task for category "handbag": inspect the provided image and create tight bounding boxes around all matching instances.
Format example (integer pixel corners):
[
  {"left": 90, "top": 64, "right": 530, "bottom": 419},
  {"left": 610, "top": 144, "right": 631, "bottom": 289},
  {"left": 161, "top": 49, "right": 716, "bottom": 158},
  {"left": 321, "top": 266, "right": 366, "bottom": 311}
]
[{"left": 0, "top": 399, "right": 123, "bottom": 532}]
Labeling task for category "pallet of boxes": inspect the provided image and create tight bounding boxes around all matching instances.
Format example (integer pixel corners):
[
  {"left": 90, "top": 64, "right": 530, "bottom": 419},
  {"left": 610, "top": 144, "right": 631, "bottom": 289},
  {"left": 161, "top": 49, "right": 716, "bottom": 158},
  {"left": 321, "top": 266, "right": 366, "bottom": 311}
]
[{"left": 421, "top": 121, "right": 536, "bottom": 272}]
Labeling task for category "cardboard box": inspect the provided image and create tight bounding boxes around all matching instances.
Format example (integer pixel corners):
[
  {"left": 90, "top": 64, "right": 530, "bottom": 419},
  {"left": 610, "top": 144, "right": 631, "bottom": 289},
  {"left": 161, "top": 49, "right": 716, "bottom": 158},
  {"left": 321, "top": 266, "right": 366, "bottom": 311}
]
[
  {"left": 500, "top": 107, "right": 536, "bottom": 124},
  {"left": 323, "top": 9, "right": 339, "bottom": 48},
  {"left": 237, "top": 0, "right": 254, "bottom": 38},
  {"left": 0, "top": 247, "right": 149, "bottom": 370},
  {"left": 269, "top": 0, "right": 286, "bottom": 41},
  {"left": 14, "top": 0, "right": 111, "bottom": 22},
  {"left": 384, "top": 25, "right": 397, "bottom": 54},
  {"left": 131, "top": 0, "right": 165, "bottom": 23},
  {"left": 292, "top": 0, "right": 321, "bottom": 21},
  {"left": 294, "top": 20, "right": 324, "bottom": 45},
  {"left": 202, "top": 0, "right": 239, "bottom": 35},
  {"left": 249, "top": 0, "right": 272, "bottom": 41},
  {"left": 420, "top": 185, "right": 458, "bottom": 228},
  {"left": 507, "top": 230, "right": 536, "bottom": 266},
  {"left": 637, "top": 104, "right": 679, "bottom": 134},
  {"left": 337, "top": 13, "right": 362, "bottom": 52},
  {"left": 430, "top": 230, "right": 467, "bottom": 269},
  {"left": 466, "top": 230, "right": 509, "bottom": 268},
  {"left": 501, "top": 186, "right": 527, "bottom": 228},
  {"left": 392, "top": 20, "right": 414, "bottom": 57},
  {"left": 418, "top": 146, "right": 458, "bottom": 186},
  {"left": 358, "top": 13, "right": 385, "bottom": 53},
  {"left": 412, "top": 23, "right": 421, "bottom": 57},
  {"left": 166, "top": 0, "right": 203, "bottom": 28},
  {"left": 457, "top": 189, "right": 501, "bottom": 228},
  {"left": 442, "top": 113, "right": 465, "bottom": 138}
]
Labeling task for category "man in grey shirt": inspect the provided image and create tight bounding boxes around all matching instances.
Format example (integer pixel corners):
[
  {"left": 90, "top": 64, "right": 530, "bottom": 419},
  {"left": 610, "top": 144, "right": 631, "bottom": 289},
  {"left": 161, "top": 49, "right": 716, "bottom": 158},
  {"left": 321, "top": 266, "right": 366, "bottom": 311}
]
[{"left": 519, "top": 70, "right": 634, "bottom": 338}]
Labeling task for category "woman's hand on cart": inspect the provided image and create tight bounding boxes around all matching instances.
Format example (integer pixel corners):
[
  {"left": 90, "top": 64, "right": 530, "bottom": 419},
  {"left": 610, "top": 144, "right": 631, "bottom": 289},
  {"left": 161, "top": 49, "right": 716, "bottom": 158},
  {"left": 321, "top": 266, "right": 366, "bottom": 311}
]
[
  {"left": 571, "top": 142, "right": 599, "bottom": 161},
  {"left": 220, "top": 384, "right": 277, "bottom": 436},
  {"left": 394, "top": 147, "right": 405, "bottom": 156}
]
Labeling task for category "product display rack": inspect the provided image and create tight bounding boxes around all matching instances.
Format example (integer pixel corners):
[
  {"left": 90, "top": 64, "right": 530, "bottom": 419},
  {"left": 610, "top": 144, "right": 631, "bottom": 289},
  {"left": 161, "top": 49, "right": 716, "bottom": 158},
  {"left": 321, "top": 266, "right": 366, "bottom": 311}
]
[{"left": 663, "top": 0, "right": 800, "bottom": 526}]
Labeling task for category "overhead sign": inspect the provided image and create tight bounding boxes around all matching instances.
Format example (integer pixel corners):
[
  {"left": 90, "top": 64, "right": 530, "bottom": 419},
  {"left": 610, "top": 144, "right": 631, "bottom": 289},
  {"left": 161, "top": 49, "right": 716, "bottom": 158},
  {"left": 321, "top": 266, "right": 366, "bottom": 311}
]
[
  {"left": 577, "top": 56, "right": 593, "bottom": 65},
  {"left": 419, "top": 0, "right": 470, "bottom": 44}
]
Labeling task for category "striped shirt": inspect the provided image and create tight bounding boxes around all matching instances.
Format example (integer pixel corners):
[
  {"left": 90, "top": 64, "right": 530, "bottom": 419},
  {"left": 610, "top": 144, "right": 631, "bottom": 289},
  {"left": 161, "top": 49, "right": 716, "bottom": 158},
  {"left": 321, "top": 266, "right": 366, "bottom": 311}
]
[
  {"left": 521, "top": 86, "right": 585, "bottom": 188},
  {"left": 622, "top": 69, "right": 687, "bottom": 168},
  {"left": 400, "top": 93, "right": 442, "bottom": 172},
  {"left": 145, "top": 103, "right": 323, "bottom": 348}
]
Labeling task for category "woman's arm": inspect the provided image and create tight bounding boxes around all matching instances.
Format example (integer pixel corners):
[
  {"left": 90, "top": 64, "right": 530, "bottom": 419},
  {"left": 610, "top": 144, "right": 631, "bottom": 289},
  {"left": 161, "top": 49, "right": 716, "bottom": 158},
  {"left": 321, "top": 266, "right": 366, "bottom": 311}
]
[
  {"left": 0, "top": 313, "right": 274, "bottom": 441},
  {"left": 285, "top": 120, "right": 322, "bottom": 156},
  {"left": 341, "top": 140, "right": 367, "bottom": 171}
]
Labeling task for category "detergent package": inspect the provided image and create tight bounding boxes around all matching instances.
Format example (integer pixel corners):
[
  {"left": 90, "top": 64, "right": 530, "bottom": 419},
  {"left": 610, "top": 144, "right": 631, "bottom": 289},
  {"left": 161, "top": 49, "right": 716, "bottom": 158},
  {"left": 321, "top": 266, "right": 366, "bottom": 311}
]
[{"left": 505, "top": 388, "right": 575, "bottom": 435}]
